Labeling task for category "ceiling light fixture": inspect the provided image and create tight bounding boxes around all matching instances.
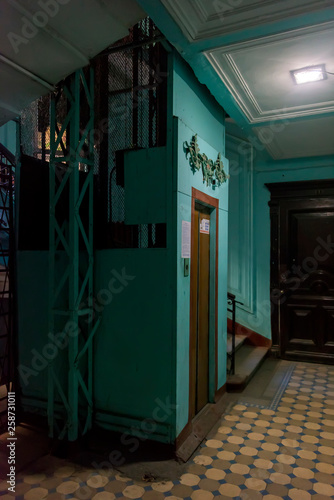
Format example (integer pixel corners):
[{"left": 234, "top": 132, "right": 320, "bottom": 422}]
[{"left": 291, "top": 64, "right": 327, "bottom": 85}]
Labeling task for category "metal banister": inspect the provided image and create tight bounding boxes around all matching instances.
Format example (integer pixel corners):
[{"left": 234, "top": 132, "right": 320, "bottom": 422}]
[{"left": 227, "top": 292, "right": 243, "bottom": 375}]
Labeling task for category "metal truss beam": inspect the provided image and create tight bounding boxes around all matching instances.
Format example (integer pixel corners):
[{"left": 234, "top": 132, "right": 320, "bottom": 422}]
[
  {"left": 0, "top": 144, "right": 15, "bottom": 433},
  {"left": 48, "top": 68, "right": 99, "bottom": 441}
]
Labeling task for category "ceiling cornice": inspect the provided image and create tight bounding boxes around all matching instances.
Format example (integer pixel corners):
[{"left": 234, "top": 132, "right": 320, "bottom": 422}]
[
  {"left": 161, "top": 0, "right": 334, "bottom": 41},
  {"left": 204, "top": 21, "right": 334, "bottom": 123}
]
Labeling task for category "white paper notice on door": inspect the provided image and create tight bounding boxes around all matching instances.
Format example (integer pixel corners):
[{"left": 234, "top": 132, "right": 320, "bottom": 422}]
[
  {"left": 182, "top": 220, "right": 191, "bottom": 258},
  {"left": 200, "top": 219, "right": 210, "bottom": 234}
]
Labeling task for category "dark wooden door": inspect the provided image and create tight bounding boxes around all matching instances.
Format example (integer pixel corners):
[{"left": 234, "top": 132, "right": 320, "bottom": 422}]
[
  {"left": 190, "top": 204, "right": 210, "bottom": 416},
  {"left": 267, "top": 180, "right": 334, "bottom": 364}
]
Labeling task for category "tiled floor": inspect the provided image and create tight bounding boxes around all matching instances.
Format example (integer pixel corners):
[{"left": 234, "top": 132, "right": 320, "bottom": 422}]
[{"left": 1, "top": 361, "right": 334, "bottom": 499}]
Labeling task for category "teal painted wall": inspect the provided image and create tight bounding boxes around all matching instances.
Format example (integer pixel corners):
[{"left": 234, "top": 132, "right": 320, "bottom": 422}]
[
  {"left": 173, "top": 54, "right": 228, "bottom": 436},
  {"left": 16, "top": 248, "right": 176, "bottom": 442},
  {"left": 173, "top": 54, "right": 225, "bottom": 156},
  {"left": 17, "top": 251, "right": 70, "bottom": 412},
  {"left": 94, "top": 249, "right": 175, "bottom": 443},
  {"left": 17, "top": 252, "right": 49, "bottom": 404},
  {"left": 227, "top": 134, "right": 255, "bottom": 320},
  {"left": 226, "top": 129, "right": 334, "bottom": 338},
  {"left": 0, "top": 121, "right": 16, "bottom": 155}
]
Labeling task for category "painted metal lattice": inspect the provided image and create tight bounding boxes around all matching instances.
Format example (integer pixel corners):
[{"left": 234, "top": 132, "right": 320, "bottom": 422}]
[
  {"left": 19, "top": 18, "right": 168, "bottom": 250},
  {"left": 0, "top": 144, "right": 15, "bottom": 433},
  {"left": 48, "top": 69, "right": 99, "bottom": 441},
  {"left": 101, "top": 18, "right": 168, "bottom": 248}
]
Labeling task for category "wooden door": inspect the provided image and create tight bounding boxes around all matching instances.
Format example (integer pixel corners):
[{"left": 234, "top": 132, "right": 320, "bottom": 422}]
[
  {"left": 190, "top": 204, "right": 211, "bottom": 416},
  {"left": 267, "top": 180, "right": 334, "bottom": 363}
]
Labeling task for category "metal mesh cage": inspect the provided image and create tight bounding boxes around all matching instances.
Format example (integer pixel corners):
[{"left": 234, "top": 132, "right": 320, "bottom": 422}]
[
  {"left": 19, "top": 17, "right": 168, "bottom": 249},
  {"left": 20, "top": 91, "right": 67, "bottom": 163},
  {"left": 97, "top": 17, "right": 168, "bottom": 248},
  {"left": 20, "top": 99, "right": 39, "bottom": 158}
]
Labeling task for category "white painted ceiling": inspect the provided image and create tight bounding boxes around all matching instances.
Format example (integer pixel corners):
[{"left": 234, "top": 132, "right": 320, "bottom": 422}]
[
  {"left": 205, "top": 23, "right": 334, "bottom": 123},
  {"left": 0, "top": 0, "right": 144, "bottom": 126},
  {"left": 254, "top": 115, "right": 334, "bottom": 160},
  {"left": 158, "top": 0, "right": 334, "bottom": 160},
  {"left": 1, "top": 0, "right": 333, "bottom": 160}
]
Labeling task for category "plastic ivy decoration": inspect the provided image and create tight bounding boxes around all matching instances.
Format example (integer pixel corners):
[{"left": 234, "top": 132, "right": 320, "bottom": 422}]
[
  {"left": 185, "top": 134, "right": 202, "bottom": 171},
  {"left": 184, "top": 134, "right": 229, "bottom": 187}
]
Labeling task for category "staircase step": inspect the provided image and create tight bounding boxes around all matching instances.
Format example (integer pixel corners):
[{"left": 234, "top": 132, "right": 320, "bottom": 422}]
[
  {"left": 227, "top": 345, "right": 269, "bottom": 392},
  {"left": 227, "top": 334, "right": 247, "bottom": 354}
]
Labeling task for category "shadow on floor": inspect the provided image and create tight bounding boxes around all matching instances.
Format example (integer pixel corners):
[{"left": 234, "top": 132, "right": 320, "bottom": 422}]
[{"left": 0, "top": 357, "right": 295, "bottom": 483}]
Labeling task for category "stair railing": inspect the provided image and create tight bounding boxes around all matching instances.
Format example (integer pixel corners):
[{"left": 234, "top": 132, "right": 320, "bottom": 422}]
[{"left": 227, "top": 292, "right": 243, "bottom": 375}]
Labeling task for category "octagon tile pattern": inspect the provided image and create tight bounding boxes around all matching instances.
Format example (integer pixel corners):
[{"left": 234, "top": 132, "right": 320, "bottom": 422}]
[{"left": 1, "top": 362, "right": 334, "bottom": 499}]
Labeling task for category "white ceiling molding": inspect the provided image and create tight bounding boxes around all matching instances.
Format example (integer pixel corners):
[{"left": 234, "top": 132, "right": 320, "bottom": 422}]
[
  {"left": 161, "top": 0, "right": 333, "bottom": 41},
  {"left": 253, "top": 115, "right": 334, "bottom": 159},
  {"left": 204, "top": 21, "right": 334, "bottom": 124}
]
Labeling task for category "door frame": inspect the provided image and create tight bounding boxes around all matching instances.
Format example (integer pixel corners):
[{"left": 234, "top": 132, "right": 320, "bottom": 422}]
[
  {"left": 266, "top": 179, "right": 334, "bottom": 358},
  {"left": 189, "top": 187, "right": 219, "bottom": 421}
]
